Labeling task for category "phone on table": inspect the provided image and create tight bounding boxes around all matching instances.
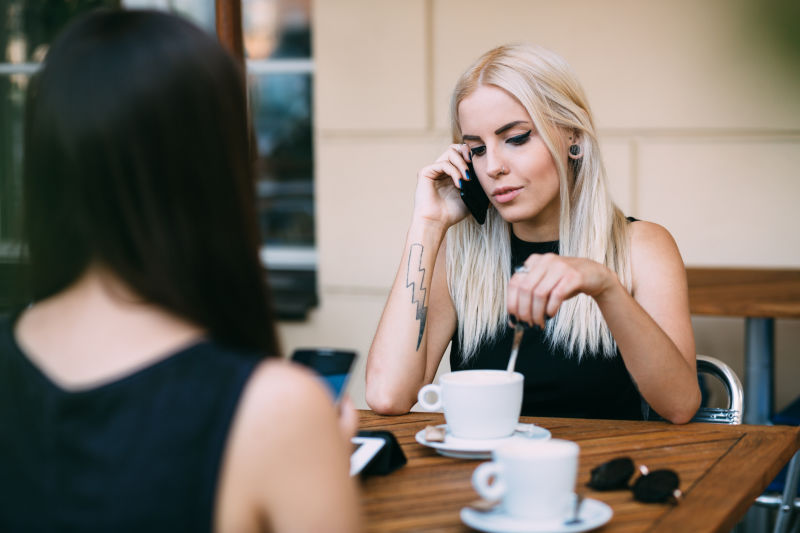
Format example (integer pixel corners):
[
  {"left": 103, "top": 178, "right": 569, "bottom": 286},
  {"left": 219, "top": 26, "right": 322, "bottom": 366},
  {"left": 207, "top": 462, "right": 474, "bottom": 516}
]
[
  {"left": 291, "top": 348, "right": 356, "bottom": 402},
  {"left": 460, "top": 160, "right": 490, "bottom": 224}
]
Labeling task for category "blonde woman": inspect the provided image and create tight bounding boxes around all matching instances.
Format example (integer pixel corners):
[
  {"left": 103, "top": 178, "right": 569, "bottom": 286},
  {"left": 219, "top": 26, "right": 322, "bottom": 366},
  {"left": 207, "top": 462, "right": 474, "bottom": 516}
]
[{"left": 366, "top": 44, "right": 700, "bottom": 424}]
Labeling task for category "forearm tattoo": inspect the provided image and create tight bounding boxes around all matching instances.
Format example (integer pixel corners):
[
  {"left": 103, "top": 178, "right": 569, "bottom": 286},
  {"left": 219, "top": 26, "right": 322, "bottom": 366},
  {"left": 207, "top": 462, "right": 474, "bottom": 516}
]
[{"left": 405, "top": 243, "right": 428, "bottom": 350}]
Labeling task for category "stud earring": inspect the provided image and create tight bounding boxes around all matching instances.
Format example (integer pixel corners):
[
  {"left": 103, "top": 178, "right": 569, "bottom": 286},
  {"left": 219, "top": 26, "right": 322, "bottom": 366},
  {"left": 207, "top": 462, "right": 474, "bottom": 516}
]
[{"left": 568, "top": 143, "right": 583, "bottom": 159}]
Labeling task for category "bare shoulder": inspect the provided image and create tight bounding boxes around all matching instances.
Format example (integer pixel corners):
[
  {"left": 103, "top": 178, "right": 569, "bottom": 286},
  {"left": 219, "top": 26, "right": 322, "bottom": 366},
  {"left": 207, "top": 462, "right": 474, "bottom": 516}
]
[
  {"left": 625, "top": 220, "right": 696, "bottom": 368},
  {"left": 215, "top": 359, "right": 348, "bottom": 531},
  {"left": 629, "top": 219, "right": 680, "bottom": 255},
  {"left": 237, "top": 359, "right": 337, "bottom": 442},
  {"left": 222, "top": 358, "right": 342, "bottom": 487},
  {"left": 627, "top": 220, "right": 686, "bottom": 293}
]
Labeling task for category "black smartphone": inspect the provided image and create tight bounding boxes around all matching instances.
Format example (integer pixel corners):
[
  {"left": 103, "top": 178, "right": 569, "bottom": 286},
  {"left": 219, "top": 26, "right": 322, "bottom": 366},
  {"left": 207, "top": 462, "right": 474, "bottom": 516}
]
[
  {"left": 291, "top": 348, "right": 356, "bottom": 401},
  {"left": 460, "top": 160, "right": 490, "bottom": 224}
]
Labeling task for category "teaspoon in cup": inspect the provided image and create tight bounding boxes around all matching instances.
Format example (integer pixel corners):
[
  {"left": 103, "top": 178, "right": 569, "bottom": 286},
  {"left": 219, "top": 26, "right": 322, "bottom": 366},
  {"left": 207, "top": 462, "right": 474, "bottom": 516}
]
[
  {"left": 506, "top": 321, "right": 526, "bottom": 373},
  {"left": 564, "top": 493, "right": 584, "bottom": 525}
]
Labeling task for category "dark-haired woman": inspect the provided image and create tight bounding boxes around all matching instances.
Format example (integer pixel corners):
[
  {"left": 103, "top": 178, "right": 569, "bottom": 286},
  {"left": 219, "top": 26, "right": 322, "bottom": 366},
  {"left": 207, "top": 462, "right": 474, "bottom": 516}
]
[{"left": 0, "top": 9, "right": 360, "bottom": 533}]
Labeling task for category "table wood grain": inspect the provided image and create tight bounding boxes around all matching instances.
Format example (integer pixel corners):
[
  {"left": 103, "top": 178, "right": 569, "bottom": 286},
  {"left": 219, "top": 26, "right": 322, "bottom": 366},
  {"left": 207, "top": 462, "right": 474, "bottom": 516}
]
[
  {"left": 357, "top": 411, "right": 800, "bottom": 533},
  {"left": 686, "top": 267, "right": 800, "bottom": 318}
]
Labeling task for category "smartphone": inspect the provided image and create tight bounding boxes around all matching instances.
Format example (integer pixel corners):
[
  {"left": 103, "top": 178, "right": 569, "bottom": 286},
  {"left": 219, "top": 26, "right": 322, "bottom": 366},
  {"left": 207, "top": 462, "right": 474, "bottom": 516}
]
[
  {"left": 291, "top": 348, "right": 356, "bottom": 401},
  {"left": 460, "top": 160, "right": 490, "bottom": 224},
  {"left": 350, "top": 434, "right": 386, "bottom": 476}
]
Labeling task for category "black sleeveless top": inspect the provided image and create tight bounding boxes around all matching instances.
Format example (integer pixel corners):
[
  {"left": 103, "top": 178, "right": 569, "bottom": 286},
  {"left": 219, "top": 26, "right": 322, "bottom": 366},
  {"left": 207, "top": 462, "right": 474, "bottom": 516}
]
[
  {"left": 450, "top": 233, "right": 643, "bottom": 420},
  {"left": 0, "top": 313, "right": 260, "bottom": 532}
]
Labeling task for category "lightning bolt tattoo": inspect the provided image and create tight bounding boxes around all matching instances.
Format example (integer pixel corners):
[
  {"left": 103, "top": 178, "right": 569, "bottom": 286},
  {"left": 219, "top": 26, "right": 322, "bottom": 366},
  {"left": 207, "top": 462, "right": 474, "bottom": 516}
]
[{"left": 406, "top": 243, "right": 428, "bottom": 351}]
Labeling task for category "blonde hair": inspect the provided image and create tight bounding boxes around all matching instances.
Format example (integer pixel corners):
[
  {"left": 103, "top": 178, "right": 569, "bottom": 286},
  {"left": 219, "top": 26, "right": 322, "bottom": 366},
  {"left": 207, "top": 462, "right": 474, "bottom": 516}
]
[{"left": 446, "top": 43, "right": 631, "bottom": 361}]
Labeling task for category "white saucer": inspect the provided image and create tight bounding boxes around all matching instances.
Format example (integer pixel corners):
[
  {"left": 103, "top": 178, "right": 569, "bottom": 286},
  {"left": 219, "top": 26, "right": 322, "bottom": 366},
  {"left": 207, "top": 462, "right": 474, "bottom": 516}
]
[
  {"left": 415, "top": 423, "right": 551, "bottom": 459},
  {"left": 460, "top": 497, "right": 612, "bottom": 533}
]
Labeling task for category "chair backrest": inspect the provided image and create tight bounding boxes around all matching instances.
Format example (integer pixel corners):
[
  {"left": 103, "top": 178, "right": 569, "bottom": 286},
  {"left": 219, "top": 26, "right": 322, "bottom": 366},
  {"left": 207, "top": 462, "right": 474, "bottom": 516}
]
[
  {"left": 693, "top": 359, "right": 800, "bottom": 533},
  {"left": 692, "top": 354, "right": 743, "bottom": 425}
]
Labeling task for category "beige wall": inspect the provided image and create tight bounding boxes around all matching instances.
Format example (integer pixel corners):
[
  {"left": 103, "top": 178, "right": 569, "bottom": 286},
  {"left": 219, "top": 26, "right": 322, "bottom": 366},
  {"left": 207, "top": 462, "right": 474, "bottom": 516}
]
[{"left": 278, "top": 0, "right": 800, "bottom": 412}]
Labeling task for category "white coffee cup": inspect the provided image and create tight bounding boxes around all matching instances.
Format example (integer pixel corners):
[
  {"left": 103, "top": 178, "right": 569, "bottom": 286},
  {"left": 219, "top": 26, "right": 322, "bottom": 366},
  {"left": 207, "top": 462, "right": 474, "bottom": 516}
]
[
  {"left": 472, "top": 439, "right": 579, "bottom": 521},
  {"left": 416, "top": 370, "right": 523, "bottom": 439}
]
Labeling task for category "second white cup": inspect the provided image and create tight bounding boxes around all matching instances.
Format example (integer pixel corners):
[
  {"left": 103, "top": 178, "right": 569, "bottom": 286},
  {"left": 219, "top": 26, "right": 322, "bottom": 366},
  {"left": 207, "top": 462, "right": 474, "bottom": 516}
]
[
  {"left": 417, "top": 369, "right": 523, "bottom": 439},
  {"left": 472, "top": 439, "right": 580, "bottom": 521}
]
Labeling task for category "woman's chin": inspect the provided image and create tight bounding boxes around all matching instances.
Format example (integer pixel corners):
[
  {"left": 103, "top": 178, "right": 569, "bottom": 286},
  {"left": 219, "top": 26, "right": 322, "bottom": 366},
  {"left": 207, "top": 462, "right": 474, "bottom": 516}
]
[{"left": 493, "top": 204, "right": 534, "bottom": 224}]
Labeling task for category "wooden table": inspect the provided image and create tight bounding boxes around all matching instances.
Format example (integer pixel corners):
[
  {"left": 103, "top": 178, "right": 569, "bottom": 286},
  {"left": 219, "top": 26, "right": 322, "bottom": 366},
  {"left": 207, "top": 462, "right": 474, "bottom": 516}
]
[
  {"left": 358, "top": 411, "right": 800, "bottom": 533},
  {"left": 686, "top": 268, "right": 800, "bottom": 424}
]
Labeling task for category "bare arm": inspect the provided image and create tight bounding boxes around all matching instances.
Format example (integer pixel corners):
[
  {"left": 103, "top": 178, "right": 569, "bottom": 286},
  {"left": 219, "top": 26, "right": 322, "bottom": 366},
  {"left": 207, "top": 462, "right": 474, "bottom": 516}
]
[
  {"left": 366, "top": 145, "right": 472, "bottom": 415},
  {"left": 614, "top": 221, "right": 700, "bottom": 423},
  {"left": 216, "top": 361, "right": 362, "bottom": 533},
  {"left": 366, "top": 223, "right": 457, "bottom": 414},
  {"left": 507, "top": 221, "right": 700, "bottom": 424}
]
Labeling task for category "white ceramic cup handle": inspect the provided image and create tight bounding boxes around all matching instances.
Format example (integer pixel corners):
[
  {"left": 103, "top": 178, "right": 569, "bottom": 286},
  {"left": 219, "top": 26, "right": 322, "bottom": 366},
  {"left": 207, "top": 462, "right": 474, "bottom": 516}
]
[
  {"left": 417, "top": 384, "right": 442, "bottom": 411},
  {"left": 472, "top": 462, "right": 506, "bottom": 502}
]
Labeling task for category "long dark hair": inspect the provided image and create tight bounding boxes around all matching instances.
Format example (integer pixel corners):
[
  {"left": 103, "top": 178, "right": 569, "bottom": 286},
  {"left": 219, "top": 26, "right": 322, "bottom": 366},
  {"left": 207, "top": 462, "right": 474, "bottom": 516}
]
[{"left": 22, "top": 9, "right": 280, "bottom": 356}]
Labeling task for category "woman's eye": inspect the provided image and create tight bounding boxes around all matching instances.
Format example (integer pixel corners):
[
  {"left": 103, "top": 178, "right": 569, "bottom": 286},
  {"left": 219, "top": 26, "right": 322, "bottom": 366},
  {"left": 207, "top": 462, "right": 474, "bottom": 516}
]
[
  {"left": 470, "top": 146, "right": 486, "bottom": 157},
  {"left": 507, "top": 130, "right": 532, "bottom": 145}
]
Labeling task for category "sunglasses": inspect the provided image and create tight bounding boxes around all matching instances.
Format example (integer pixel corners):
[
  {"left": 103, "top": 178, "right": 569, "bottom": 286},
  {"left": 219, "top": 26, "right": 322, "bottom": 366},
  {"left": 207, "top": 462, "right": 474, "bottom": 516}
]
[{"left": 587, "top": 457, "right": 682, "bottom": 504}]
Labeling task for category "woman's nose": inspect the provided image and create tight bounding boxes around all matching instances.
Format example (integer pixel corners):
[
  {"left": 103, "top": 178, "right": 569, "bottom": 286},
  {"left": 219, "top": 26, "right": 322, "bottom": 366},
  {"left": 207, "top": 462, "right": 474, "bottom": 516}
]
[{"left": 485, "top": 150, "right": 507, "bottom": 179}]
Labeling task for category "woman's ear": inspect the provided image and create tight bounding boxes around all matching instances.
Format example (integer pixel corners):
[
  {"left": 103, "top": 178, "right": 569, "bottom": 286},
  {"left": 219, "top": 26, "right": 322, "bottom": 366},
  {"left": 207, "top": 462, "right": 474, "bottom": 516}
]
[{"left": 567, "top": 130, "right": 583, "bottom": 160}]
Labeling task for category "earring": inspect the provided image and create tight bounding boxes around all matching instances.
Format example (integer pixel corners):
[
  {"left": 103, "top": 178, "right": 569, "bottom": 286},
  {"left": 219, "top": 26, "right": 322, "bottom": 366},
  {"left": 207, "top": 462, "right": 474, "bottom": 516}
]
[{"left": 568, "top": 143, "right": 583, "bottom": 159}]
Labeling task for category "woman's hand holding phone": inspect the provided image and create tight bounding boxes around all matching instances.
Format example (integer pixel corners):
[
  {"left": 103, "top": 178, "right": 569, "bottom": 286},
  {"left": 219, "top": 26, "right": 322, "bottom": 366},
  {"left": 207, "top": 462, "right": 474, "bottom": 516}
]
[
  {"left": 337, "top": 395, "right": 359, "bottom": 441},
  {"left": 291, "top": 348, "right": 359, "bottom": 444},
  {"left": 413, "top": 144, "right": 476, "bottom": 229}
]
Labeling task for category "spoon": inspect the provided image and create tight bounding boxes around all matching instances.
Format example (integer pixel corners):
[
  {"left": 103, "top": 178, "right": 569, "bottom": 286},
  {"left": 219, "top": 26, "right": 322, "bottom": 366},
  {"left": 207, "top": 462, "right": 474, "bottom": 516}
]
[
  {"left": 564, "top": 493, "right": 584, "bottom": 525},
  {"left": 506, "top": 321, "right": 526, "bottom": 373},
  {"left": 507, "top": 265, "right": 531, "bottom": 374}
]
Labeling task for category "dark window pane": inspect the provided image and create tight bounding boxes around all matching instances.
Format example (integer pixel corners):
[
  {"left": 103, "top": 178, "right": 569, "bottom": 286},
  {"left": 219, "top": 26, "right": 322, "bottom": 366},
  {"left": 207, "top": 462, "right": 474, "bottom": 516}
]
[{"left": 249, "top": 72, "right": 313, "bottom": 247}]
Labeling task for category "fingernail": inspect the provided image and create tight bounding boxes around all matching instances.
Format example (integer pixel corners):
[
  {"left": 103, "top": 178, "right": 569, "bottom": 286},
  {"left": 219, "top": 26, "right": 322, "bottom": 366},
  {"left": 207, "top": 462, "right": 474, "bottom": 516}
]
[
  {"left": 464, "top": 168, "right": 471, "bottom": 181},
  {"left": 509, "top": 314, "right": 518, "bottom": 326},
  {"left": 458, "top": 178, "right": 464, "bottom": 190}
]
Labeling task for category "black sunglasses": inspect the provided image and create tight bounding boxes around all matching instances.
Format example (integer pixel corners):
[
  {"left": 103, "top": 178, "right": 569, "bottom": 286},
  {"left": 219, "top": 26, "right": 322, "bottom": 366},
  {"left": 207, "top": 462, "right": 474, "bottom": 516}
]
[{"left": 587, "top": 457, "right": 682, "bottom": 504}]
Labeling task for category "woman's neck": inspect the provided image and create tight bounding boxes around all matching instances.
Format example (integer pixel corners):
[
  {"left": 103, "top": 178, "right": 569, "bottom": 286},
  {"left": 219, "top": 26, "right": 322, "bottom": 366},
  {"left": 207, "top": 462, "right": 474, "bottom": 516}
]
[
  {"left": 510, "top": 219, "right": 559, "bottom": 242},
  {"left": 14, "top": 266, "right": 205, "bottom": 390},
  {"left": 509, "top": 195, "right": 561, "bottom": 242}
]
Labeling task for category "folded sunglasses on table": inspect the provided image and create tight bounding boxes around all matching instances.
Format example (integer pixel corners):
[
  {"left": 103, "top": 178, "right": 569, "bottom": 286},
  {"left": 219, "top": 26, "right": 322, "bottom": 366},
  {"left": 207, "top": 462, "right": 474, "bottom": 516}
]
[{"left": 587, "top": 457, "right": 682, "bottom": 504}]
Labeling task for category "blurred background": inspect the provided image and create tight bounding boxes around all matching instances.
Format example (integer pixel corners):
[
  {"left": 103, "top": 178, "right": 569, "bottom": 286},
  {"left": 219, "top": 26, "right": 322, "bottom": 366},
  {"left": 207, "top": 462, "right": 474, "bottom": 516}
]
[{"left": 1, "top": 0, "right": 798, "bottom": 411}]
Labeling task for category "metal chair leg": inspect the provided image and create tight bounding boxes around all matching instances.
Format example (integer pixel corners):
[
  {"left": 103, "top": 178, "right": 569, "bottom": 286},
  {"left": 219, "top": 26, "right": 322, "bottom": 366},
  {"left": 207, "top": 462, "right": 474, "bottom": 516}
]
[{"left": 774, "top": 450, "right": 800, "bottom": 533}]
